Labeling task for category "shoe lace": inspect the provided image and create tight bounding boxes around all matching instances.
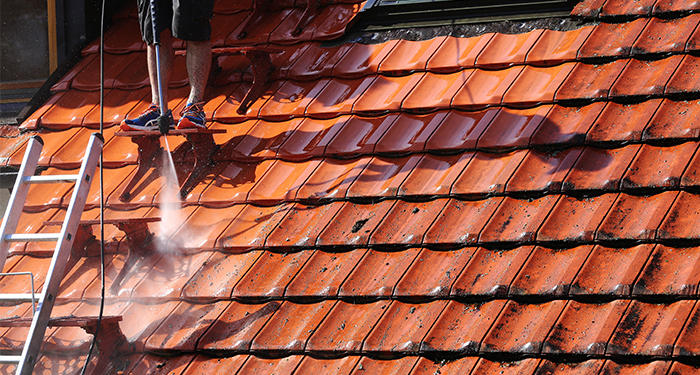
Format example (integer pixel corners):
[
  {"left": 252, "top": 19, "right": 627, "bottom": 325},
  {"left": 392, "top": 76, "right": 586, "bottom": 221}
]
[{"left": 180, "top": 102, "right": 205, "bottom": 117}]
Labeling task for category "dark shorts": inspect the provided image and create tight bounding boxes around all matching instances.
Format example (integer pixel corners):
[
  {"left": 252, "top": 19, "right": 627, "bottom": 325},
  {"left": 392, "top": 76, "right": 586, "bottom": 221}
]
[{"left": 137, "top": 0, "right": 215, "bottom": 43}]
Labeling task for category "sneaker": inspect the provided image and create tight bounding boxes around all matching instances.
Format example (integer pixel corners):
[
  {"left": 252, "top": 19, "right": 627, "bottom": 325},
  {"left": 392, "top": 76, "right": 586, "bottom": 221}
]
[
  {"left": 120, "top": 103, "right": 173, "bottom": 131},
  {"left": 177, "top": 102, "right": 207, "bottom": 129}
]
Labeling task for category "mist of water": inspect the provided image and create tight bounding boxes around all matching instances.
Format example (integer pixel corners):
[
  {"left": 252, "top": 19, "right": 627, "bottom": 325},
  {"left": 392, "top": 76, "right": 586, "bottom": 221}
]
[{"left": 157, "top": 137, "right": 185, "bottom": 253}]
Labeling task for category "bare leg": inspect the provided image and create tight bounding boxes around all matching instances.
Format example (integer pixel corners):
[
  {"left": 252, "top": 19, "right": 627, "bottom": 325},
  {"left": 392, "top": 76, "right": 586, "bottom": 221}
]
[
  {"left": 147, "top": 29, "right": 174, "bottom": 106},
  {"left": 185, "top": 40, "right": 211, "bottom": 104}
]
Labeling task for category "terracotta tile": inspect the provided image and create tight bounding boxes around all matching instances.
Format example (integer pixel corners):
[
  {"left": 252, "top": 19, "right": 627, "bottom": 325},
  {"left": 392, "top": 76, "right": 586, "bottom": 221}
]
[
  {"left": 679, "top": 145, "right": 700, "bottom": 187},
  {"left": 217, "top": 203, "right": 293, "bottom": 251},
  {"left": 666, "top": 55, "right": 700, "bottom": 97},
  {"left": 71, "top": 52, "right": 139, "bottom": 91},
  {"left": 180, "top": 355, "right": 248, "bottom": 374},
  {"left": 333, "top": 40, "right": 399, "bottom": 78},
  {"left": 131, "top": 251, "right": 212, "bottom": 301},
  {"left": 538, "top": 194, "right": 618, "bottom": 243},
  {"left": 578, "top": 19, "right": 650, "bottom": 59},
  {"left": 654, "top": 0, "right": 700, "bottom": 14},
  {"left": 306, "top": 300, "right": 391, "bottom": 354},
  {"left": 325, "top": 114, "right": 399, "bottom": 158},
  {"left": 633, "top": 244, "right": 700, "bottom": 296},
  {"left": 398, "top": 153, "right": 474, "bottom": 198},
  {"left": 265, "top": 202, "right": 344, "bottom": 249},
  {"left": 451, "top": 150, "right": 527, "bottom": 198},
  {"left": 470, "top": 358, "right": 542, "bottom": 375},
  {"left": 534, "top": 360, "right": 606, "bottom": 375},
  {"left": 58, "top": 254, "right": 110, "bottom": 300},
  {"left": 411, "top": 357, "right": 479, "bottom": 375},
  {"left": 427, "top": 34, "right": 494, "bottom": 72},
  {"left": 571, "top": 244, "right": 655, "bottom": 297},
  {"left": 674, "top": 302, "right": 700, "bottom": 356},
  {"left": 503, "top": 63, "right": 575, "bottom": 108},
  {"left": 1, "top": 255, "right": 51, "bottom": 294},
  {"left": 394, "top": 247, "right": 476, "bottom": 300},
  {"left": 481, "top": 300, "right": 567, "bottom": 355},
  {"left": 82, "top": 17, "right": 144, "bottom": 54},
  {"left": 590, "top": 100, "right": 662, "bottom": 145},
  {"left": 50, "top": 127, "right": 106, "bottom": 169},
  {"left": 505, "top": 147, "right": 583, "bottom": 193},
  {"left": 338, "top": 248, "right": 421, "bottom": 299},
  {"left": 213, "top": 81, "right": 273, "bottom": 123},
  {"left": 122, "top": 354, "right": 195, "bottom": 375},
  {"left": 351, "top": 357, "right": 420, "bottom": 375},
  {"left": 475, "top": 30, "right": 544, "bottom": 69},
  {"left": 287, "top": 42, "right": 353, "bottom": 81},
  {"left": 477, "top": 105, "right": 553, "bottom": 150},
  {"left": 480, "top": 195, "right": 561, "bottom": 244},
  {"left": 306, "top": 76, "right": 376, "bottom": 119},
  {"left": 247, "top": 159, "right": 321, "bottom": 205},
  {"left": 562, "top": 145, "right": 641, "bottom": 192},
  {"left": 555, "top": 60, "right": 629, "bottom": 102},
  {"left": 276, "top": 116, "right": 348, "bottom": 160},
  {"left": 423, "top": 198, "right": 504, "bottom": 248},
  {"left": 268, "top": 43, "right": 315, "bottom": 81},
  {"left": 451, "top": 66, "right": 524, "bottom": 110},
  {"left": 268, "top": 8, "right": 314, "bottom": 44},
  {"left": 510, "top": 245, "right": 593, "bottom": 297},
  {"left": 166, "top": 206, "right": 243, "bottom": 251},
  {"left": 111, "top": 53, "right": 150, "bottom": 90},
  {"left": 285, "top": 249, "right": 367, "bottom": 299},
  {"left": 82, "top": 88, "right": 149, "bottom": 128},
  {"left": 526, "top": 27, "right": 594, "bottom": 66},
  {"left": 668, "top": 362, "right": 700, "bottom": 375},
  {"left": 659, "top": 191, "right": 700, "bottom": 241},
  {"left": 353, "top": 74, "right": 424, "bottom": 116},
  {"left": 622, "top": 142, "right": 698, "bottom": 190},
  {"left": 51, "top": 55, "right": 94, "bottom": 92},
  {"left": 370, "top": 200, "right": 449, "bottom": 247},
  {"left": 231, "top": 250, "right": 313, "bottom": 300},
  {"left": 377, "top": 37, "right": 446, "bottom": 76},
  {"left": 316, "top": 200, "right": 395, "bottom": 248},
  {"left": 609, "top": 56, "right": 684, "bottom": 99},
  {"left": 401, "top": 71, "right": 473, "bottom": 113},
  {"left": 23, "top": 167, "right": 75, "bottom": 211},
  {"left": 346, "top": 155, "right": 422, "bottom": 200},
  {"left": 420, "top": 300, "right": 506, "bottom": 355},
  {"left": 210, "top": 56, "right": 248, "bottom": 86},
  {"left": 294, "top": 356, "right": 360, "bottom": 374},
  {"left": 596, "top": 191, "right": 678, "bottom": 241},
  {"left": 145, "top": 301, "right": 228, "bottom": 353},
  {"left": 601, "top": 0, "right": 656, "bottom": 17},
  {"left": 543, "top": 300, "right": 630, "bottom": 356},
  {"left": 181, "top": 251, "right": 261, "bottom": 302},
  {"left": 250, "top": 300, "right": 336, "bottom": 353},
  {"left": 0, "top": 134, "right": 28, "bottom": 166},
  {"left": 425, "top": 108, "right": 499, "bottom": 153},
  {"left": 363, "top": 300, "right": 447, "bottom": 355},
  {"left": 633, "top": 15, "right": 700, "bottom": 55},
  {"left": 646, "top": 99, "right": 700, "bottom": 141},
  {"left": 607, "top": 300, "right": 695, "bottom": 357},
  {"left": 305, "top": 3, "right": 362, "bottom": 41},
  {"left": 375, "top": 111, "right": 448, "bottom": 155},
  {"left": 198, "top": 301, "right": 280, "bottom": 352},
  {"left": 38, "top": 89, "right": 101, "bottom": 130},
  {"left": 198, "top": 161, "right": 274, "bottom": 207},
  {"left": 225, "top": 9, "right": 293, "bottom": 46},
  {"left": 257, "top": 79, "right": 330, "bottom": 121},
  {"left": 296, "top": 157, "right": 371, "bottom": 203},
  {"left": 451, "top": 246, "right": 535, "bottom": 298},
  {"left": 230, "top": 118, "right": 304, "bottom": 161},
  {"left": 118, "top": 301, "right": 180, "bottom": 351},
  {"left": 236, "top": 356, "right": 305, "bottom": 374},
  {"left": 600, "top": 361, "right": 672, "bottom": 375}
]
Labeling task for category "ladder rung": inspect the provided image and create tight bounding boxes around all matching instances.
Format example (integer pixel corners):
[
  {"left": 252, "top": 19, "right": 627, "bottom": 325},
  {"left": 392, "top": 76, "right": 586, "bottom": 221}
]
[
  {"left": 23, "top": 174, "right": 79, "bottom": 184},
  {"left": 0, "top": 355, "right": 21, "bottom": 363},
  {"left": 0, "top": 293, "right": 36, "bottom": 303},
  {"left": 4, "top": 233, "right": 61, "bottom": 242}
]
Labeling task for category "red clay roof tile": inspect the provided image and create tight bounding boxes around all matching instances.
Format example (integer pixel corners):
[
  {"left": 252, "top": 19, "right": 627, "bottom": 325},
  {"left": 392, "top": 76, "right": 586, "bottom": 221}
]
[
  {"left": 427, "top": 34, "right": 494, "bottom": 73},
  {"left": 570, "top": 244, "right": 654, "bottom": 297},
  {"left": 394, "top": 248, "right": 475, "bottom": 300},
  {"left": 509, "top": 245, "right": 593, "bottom": 297},
  {"left": 578, "top": 19, "right": 650, "bottom": 59},
  {"left": 451, "top": 246, "right": 534, "bottom": 298},
  {"left": 475, "top": 30, "right": 544, "bottom": 69}
]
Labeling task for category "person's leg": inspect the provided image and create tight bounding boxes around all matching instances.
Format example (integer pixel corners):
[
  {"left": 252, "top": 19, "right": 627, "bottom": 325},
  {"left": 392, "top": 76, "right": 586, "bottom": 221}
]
[
  {"left": 184, "top": 39, "right": 211, "bottom": 105},
  {"left": 147, "top": 29, "right": 174, "bottom": 106}
]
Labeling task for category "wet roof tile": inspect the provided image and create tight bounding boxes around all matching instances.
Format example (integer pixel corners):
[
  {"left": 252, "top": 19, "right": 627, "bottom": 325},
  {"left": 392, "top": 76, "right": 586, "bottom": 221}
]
[
  {"left": 117, "top": 301, "right": 180, "bottom": 351},
  {"left": 601, "top": 0, "right": 656, "bottom": 18},
  {"left": 606, "top": 300, "right": 695, "bottom": 357},
  {"left": 258, "top": 79, "right": 330, "bottom": 121},
  {"left": 374, "top": 112, "right": 448, "bottom": 155},
  {"left": 131, "top": 251, "right": 212, "bottom": 301},
  {"left": 296, "top": 157, "right": 371, "bottom": 203},
  {"left": 316, "top": 200, "right": 395, "bottom": 248},
  {"left": 346, "top": 155, "right": 421, "bottom": 200},
  {"left": 632, "top": 244, "right": 700, "bottom": 296},
  {"left": 475, "top": 30, "right": 544, "bottom": 69},
  {"left": 537, "top": 194, "right": 618, "bottom": 244},
  {"left": 306, "top": 76, "right": 376, "bottom": 119},
  {"left": 306, "top": 300, "right": 391, "bottom": 355},
  {"left": 423, "top": 198, "right": 503, "bottom": 248},
  {"left": 352, "top": 74, "right": 424, "bottom": 116},
  {"left": 609, "top": 56, "right": 684, "bottom": 99},
  {"left": 198, "top": 301, "right": 279, "bottom": 352},
  {"left": 181, "top": 251, "right": 261, "bottom": 302},
  {"left": 427, "top": 34, "right": 494, "bottom": 73},
  {"left": 480, "top": 195, "right": 560, "bottom": 244},
  {"left": 451, "top": 150, "right": 527, "bottom": 198},
  {"left": 424, "top": 109, "right": 499, "bottom": 153},
  {"left": 217, "top": 204, "right": 292, "bottom": 251},
  {"left": 338, "top": 248, "right": 420, "bottom": 299},
  {"left": 621, "top": 142, "right": 698, "bottom": 190},
  {"left": 226, "top": 9, "right": 293, "bottom": 46},
  {"left": 38, "top": 90, "right": 100, "bottom": 130},
  {"left": 378, "top": 38, "right": 446, "bottom": 76},
  {"left": 526, "top": 27, "right": 594, "bottom": 66},
  {"left": 288, "top": 42, "right": 353, "bottom": 81},
  {"left": 401, "top": 71, "right": 472, "bottom": 113},
  {"left": 451, "top": 66, "right": 524, "bottom": 111},
  {"left": 476, "top": 105, "right": 552, "bottom": 150},
  {"left": 555, "top": 60, "right": 629, "bottom": 103},
  {"left": 596, "top": 191, "right": 678, "bottom": 242},
  {"left": 232, "top": 250, "right": 313, "bottom": 301},
  {"left": 369, "top": 199, "right": 449, "bottom": 247},
  {"left": 70, "top": 53, "right": 139, "bottom": 91},
  {"left": 632, "top": 14, "right": 700, "bottom": 55},
  {"left": 145, "top": 301, "right": 228, "bottom": 353},
  {"left": 505, "top": 147, "right": 583, "bottom": 193},
  {"left": 82, "top": 17, "right": 144, "bottom": 54},
  {"left": 250, "top": 300, "right": 335, "bottom": 353},
  {"left": 470, "top": 358, "right": 542, "bottom": 375},
  {"left": 309, "top": 3, "right": 363, "bottom": 41},
  {"left": 481, "top": 300, "right": 567, "bottom": 355},
  {"left": 588, "top": 99, "right": 664, "bottom": 144},
  {"left": 265, "top": 202, "right": 343, "bottom": 249},
  {"left": 397, "top": 153, "right": 473, "bottom": 198},
  {"left": 197, "top": 161, "right": 274, "bottom": 207},
  {"left": 394, "top": 248, "right": 476, "bottom": 300},
  {"left": 451, "top": 246, "right": 534, "bottom": 298},
  {"left": 333, "top": 40, "right": 399, "bottom": 79},
  {"left": 653, "top": 0, "right": 700, "bottom": 14},
  {"left": 82, "top": 88, "right": 149, "bottom": 129},
  {"left": 562, "top": 145, "right": 640, "bottom": 192},
  {"left": 231, "top": 118, "right": 305, "bottom": 161},
  {"left": 509, "top": 245, "right": 593, "bottom": 297},
  {"left": 542, "top": 300, "right": 630, "bottom": 356},
  {"left": 502, "top": 63, "right": 575, "bottom": 108},
  {"left": 284, "top": 249, "right": 367, "bottom": 299},
  {"left": 324, "top": 114, "right": 398, "bottom": 158},
  {"left": 571, "top": 244, "right": 654, "bottom": 297},
  {"left": 247, "top": 159, "right": 321, "bottom": 204},
  {"left": 578, "top": 19, "right": 650, "bottom": 60}
]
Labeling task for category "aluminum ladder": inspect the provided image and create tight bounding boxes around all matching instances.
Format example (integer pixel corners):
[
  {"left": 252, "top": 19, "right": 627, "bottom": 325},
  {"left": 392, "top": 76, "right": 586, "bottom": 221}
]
[{"left": 0, "top": 133, "right": 103, "bottom": 375}]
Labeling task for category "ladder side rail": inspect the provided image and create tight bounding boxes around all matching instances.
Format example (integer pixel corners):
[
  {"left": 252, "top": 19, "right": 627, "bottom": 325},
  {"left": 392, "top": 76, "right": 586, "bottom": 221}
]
[
  {"left": 0, "top": 137, "right": 44, "bottom": 273},
  {"left": 16, "top": 133, "right": 103, "bottom": 375}
]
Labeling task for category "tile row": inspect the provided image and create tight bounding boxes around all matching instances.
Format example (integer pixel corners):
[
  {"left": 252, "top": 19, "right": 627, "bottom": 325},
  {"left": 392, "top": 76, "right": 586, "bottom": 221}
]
[
  {"left": 8, "top": 297, "right": 700, "bottom": 360},
  {"left": 11, "top": 354, "right": 699, "bottom": 375},
  {"left": 573, "top": 0, "right": 700, "bottom": 19},
  {"left": 37, "top": 53, "right": 700, "bottom": 133}
]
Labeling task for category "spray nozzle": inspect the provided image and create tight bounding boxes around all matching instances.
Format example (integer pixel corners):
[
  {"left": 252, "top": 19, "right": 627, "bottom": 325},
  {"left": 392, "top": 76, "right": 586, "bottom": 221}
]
[{"left": 158, "top": 109, "right": 172, "bottom": 135}]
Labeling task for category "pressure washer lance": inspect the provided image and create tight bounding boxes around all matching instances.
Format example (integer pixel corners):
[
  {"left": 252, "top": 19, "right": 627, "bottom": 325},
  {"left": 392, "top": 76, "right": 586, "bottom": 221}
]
[{"left": 149, "top": 0, "right": 171, "bottom": 135}]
